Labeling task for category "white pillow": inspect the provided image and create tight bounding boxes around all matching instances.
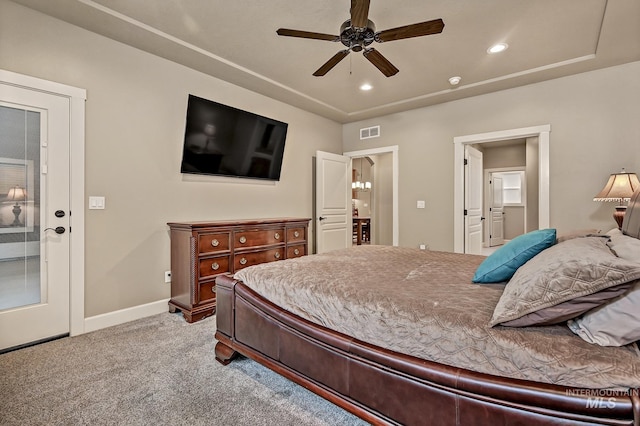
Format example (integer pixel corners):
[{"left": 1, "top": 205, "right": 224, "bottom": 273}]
[{"left": 568, "top": 280, "right": 640, "bottom": 346}]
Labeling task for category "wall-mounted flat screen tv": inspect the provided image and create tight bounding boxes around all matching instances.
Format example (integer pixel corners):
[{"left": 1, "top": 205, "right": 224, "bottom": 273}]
[{"left": 180, "top": 95, "right": 288, "bottom": 181}]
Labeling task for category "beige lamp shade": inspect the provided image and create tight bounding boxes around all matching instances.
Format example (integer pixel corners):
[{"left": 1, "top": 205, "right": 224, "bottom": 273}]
[
  {"left": 6, "top": 186, "right": 27, "bottom": 202},
  {"left": 593, "top": 171, "right": 640, "bottom": 202}
]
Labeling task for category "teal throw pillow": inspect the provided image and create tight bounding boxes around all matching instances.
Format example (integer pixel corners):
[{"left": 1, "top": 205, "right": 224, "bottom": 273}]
[{"left": 472, "top": 229, "right": 557, "bottom": 283}]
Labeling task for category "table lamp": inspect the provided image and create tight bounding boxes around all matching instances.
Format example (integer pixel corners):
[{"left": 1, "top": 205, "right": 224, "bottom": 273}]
[{"left": 593, "top": 169, "right": 640, "bottom": 228}]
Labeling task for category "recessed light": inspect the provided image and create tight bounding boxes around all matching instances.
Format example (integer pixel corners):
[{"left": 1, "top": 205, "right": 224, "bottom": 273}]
[
  {"left": 360, "top": 83, "right": 373, "bottom": 91},
  {"left": 487, "top": 43, "right": 508, "bottom": 54},
  {"left": 448, "top": 76, "right": 461, "bottom": 86}
]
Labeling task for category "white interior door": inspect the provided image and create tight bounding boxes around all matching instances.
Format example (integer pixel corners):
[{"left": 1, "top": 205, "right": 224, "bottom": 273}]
[
  {"left": 0, "top": 84, "right": 70, "bottom": 351},
  {"left": 490, "top": 175, "right": 505, "bottom": 247},
  {"left": 315, "top": 151, "right": 351, "bottom": 253},
  {"left": 464, "top": 146, "right": 483, "bottom": 254}
]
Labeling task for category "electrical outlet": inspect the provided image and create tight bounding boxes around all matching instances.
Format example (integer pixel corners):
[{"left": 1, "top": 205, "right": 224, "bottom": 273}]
[
  {"left": 164, "top": 271, "right": 172, "bottom": 283},
  {"left": 419, "top": 244, "right": 428, "bottom": 250}
]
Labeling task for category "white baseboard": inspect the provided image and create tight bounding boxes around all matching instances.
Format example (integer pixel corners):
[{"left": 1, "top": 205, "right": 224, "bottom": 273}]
[{"left": 84, "top": 298, "right": 170, "bottom": 333}]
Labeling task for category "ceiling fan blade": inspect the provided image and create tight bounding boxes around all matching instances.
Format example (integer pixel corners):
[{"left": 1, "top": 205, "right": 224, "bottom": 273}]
[
  {"left": 276, "top": 28, "right": 339, "bottom": 42},
  {"left": 375, "top": 18, "right": 444, "bottom": 43},
  {"left": 313, "top": 50, "right": 351, "bottom": 76},
  {"left": 363, "top": 48, "right": 399, "bottom": 77},
  {"left": 350, "top": 0, "right": 370, "bottom": 29}
]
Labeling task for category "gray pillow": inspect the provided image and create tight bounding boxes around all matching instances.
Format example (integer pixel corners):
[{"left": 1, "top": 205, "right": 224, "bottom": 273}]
[
  {"left": 490, "top": 237, "right": 640, "bottom": 327},
  {"left": 606, "top": 227, "right": 640, "bottom": 262},
  {"left": 498, "top": 283, "right": 632, "bottom": 327},
  {"left": 568, "top": 281, "right": 640, "bottom": 346},
  {"left": 556, "top": 228, "right": 600, "bottom": 243}
]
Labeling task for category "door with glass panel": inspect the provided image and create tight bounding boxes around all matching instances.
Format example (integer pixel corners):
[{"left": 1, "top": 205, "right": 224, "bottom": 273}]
[{"left": 0, "top": 84, "right": 70, "bottom": 351}]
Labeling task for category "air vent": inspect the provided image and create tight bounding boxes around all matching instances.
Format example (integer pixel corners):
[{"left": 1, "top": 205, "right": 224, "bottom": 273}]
[{"left": 360, "top": 125, "right": 380, "bottom": 140}]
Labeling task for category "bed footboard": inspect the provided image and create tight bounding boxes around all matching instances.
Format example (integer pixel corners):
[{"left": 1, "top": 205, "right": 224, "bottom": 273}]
[{"left": 214, "top": 274, "right": 639, "bottom": 426}]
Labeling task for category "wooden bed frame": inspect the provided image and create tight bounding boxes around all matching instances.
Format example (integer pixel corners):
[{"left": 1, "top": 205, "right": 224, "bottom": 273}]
[{"left": 215, "top": 191, "right": 640, "bottom": 425}]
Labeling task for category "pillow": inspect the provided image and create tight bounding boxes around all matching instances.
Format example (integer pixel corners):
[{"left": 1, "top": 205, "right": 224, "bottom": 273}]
[
  {"left": 472, "top": 229, "right": 556, "bottom": 283},
  {"left": 498, "top": 282, "right": 632, "bottom": 327},
  {"left": 556, "top": 228, "right": 600, "bottom": 243},
  {"left": 605, "top": 227, "right": 640, "bottom": 263},
  {"left": 489, "top": 237, "right": 640, "bottom": 327},
  {"left": 568, "top": 280, "right": 640, "bottom": 346}
]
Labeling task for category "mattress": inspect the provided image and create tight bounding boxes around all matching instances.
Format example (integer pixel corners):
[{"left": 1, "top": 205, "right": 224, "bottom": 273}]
[{"left": 234, "top": 245, "right": 640, "bottom": 390}]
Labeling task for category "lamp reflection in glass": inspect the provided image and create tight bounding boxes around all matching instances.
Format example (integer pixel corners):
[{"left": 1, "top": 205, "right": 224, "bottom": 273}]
[
  {"left": 593, "top": 169, "right": 640, "bottom": 228},
  {"left": 6, "top": 186, "right": 27, "bottom": 226}
]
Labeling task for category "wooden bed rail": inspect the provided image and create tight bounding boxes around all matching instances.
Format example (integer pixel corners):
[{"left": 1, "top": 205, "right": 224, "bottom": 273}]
[{"left": 215, "top": 274, "right": 639, "bottom": 426}]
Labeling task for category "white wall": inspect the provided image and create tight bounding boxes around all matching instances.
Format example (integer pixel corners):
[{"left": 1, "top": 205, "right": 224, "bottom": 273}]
[
  {"left": 343, "top": 61, "right": 640, "bottom": 250},
  {"left": 0, "top": 0, "right": 342, "bottom": 317}
]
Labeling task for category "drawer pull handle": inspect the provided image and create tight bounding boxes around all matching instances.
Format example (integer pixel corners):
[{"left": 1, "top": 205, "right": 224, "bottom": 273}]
[
  {"left": 294, "top": 248, "right": 300, "bottom": 255},
  {"left": 212, "top": 284, "right": 215, "bottom": 293},
  {"left": 239, "top": 236, "right": 247, "bottom": 244},
  {"left": 211, "top": 262, "right": 219, "bottom": 271},
  {"left": 274, "top": 252, "right": 281, "bottom": 259},
  {"left": 211, "top": 239, "right": 219, "bottom": 247},
  {"left": 239, "top": 257, "right": 247, "bottom": 265},
  {"left": 294, "top": 231, "right": 300, "bottom": 238},
  {"left": 274, "top": 232, "right": 280, "bottom": 240}
]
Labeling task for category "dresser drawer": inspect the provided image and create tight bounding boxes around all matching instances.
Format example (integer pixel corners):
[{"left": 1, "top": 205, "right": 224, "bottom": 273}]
[
  {"left": 198, "top": 280, "right": 216, "bottom": 304},
  {"left": 234, "top": 248, "right": 285, "bottom": 271},
  {"left": 235, "top": 228, "right": 285, "bottom": 248},
  {"left": 198, "top": 232, "right": 230, "bottom": 255},
  {"left": 199, "top": 256, "right": 230, "bottom": 280},
  {"left": 287, "top": 227, "right": 306, "bottom": 243},
  {"left": 287, "top": 244, "right": 306, "bottom": 258}
]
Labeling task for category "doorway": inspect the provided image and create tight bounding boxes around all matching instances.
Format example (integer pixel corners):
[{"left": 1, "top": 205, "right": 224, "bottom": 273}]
[
  {"left": 0, "top": 70, "right": 86, "bottom": 350},
  {"left": 453, "top": 125, "right": 550, "bottom": 254},
  {"left": 485, "top": 168, "right": 527, "bottom": 250},
  {"left": 344, "top": 145, "right": 399, "bottom": 246}
]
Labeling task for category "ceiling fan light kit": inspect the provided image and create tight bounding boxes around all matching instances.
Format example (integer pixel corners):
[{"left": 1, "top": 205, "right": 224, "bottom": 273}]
[{"left": 276, "top": 0, "right": 444, "bottom": 77}]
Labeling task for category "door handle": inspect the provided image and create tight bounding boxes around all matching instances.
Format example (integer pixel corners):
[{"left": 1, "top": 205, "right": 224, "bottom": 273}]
[
  {"left": 319, "top": 216, "right": 326, "bottom": 221},
  {"left": 44, "top": 226, "right": 66, "bottom": 234}
]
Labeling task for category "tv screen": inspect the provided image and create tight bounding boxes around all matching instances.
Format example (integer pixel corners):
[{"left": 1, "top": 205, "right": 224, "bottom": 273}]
[{"left": 180, "top": 95, "right": 288, "bottom": 181}]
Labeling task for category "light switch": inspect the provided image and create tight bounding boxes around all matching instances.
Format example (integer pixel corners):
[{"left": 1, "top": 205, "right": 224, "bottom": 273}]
[
  {"left": 89, "top": 196, "right": 105, "bottom": 210},
  {"left": 417, "top": 200, "right": 426, "bottom": 209}
]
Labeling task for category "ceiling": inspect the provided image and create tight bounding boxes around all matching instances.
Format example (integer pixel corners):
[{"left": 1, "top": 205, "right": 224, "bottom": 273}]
[{"left": 11, "top": 0, "right": 640, "bottom": 123}]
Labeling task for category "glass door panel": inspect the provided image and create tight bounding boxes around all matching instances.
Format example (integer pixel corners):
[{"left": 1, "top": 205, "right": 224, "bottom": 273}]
[{"left": 0, "top": 105, "right": 41, "bottom": 311}]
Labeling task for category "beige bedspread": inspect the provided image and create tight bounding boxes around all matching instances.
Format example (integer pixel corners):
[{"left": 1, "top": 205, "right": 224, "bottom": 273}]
[{"left": 234, "top": 245, "right": 640, "bottom": 390}]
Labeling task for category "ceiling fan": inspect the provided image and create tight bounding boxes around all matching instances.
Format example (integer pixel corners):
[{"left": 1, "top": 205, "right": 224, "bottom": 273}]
[{"left": 276, "top": 0, "right": 444, "bottom": 77}]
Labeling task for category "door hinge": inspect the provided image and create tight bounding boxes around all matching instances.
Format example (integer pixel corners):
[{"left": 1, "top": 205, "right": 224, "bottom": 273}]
[
  {"left": 489, "top": 207, "right": 492, "bottom": 211},
  {"left": 464, "top": 209, "right": 468, "bottom": 216},
  {"left": 464, "top": 159, "right": 468, "bottom": 166}
]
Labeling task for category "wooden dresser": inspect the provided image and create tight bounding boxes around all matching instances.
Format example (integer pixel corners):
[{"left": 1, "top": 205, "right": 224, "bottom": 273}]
[{"left": 167, "top": 218, "right": 310, "bottom": 323}]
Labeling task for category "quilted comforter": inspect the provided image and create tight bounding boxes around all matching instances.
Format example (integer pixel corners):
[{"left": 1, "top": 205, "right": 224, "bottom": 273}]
[{"left": 234, "top": 245, "right": 640, "bottom": 390}]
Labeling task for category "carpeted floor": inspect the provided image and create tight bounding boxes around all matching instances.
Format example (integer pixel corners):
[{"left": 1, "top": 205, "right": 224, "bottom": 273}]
[{"left": 0, "top": 313, "right": 369, "bottom": 425}]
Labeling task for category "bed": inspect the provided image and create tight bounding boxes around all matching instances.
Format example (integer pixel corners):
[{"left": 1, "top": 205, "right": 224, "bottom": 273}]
[{"left": 215, "top": 191, "right": 640, "bottom": 425}]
